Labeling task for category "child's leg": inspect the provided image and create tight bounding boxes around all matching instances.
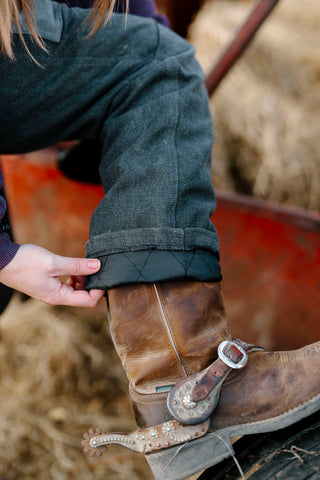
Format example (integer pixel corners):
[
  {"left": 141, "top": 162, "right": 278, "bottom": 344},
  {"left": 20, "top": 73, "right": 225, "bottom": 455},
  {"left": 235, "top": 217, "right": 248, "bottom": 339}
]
[{"left": 0, "top": 0, "right": 221, "bottom": 288}]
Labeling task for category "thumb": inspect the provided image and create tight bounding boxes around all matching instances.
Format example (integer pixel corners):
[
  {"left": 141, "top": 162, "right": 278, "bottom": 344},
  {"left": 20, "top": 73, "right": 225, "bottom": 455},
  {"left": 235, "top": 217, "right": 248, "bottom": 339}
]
[{"left": 53, "top": 255, "right": 101, "bottom": 276}]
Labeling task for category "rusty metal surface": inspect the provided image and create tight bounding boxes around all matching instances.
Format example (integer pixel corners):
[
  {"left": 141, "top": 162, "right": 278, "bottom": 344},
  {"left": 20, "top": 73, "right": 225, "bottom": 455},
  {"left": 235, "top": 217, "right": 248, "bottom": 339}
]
[
  {"left": 1, "top": 153, "right": 319, "bottom": 350},
  {"left": 0, "top": 152, "right": 104, "bottom": 258},
  {"left": 214, "top": 191, "right": 320, "bottom": 351},
  {"left": 205, "top": 0, "right": 280, "bottom": 95}
]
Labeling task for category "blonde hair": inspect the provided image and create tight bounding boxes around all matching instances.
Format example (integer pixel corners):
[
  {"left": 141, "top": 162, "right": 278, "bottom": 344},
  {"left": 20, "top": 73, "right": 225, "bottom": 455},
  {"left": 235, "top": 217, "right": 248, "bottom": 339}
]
[{"left": 0, "top": 0, "right": 127, "bottom": 59}]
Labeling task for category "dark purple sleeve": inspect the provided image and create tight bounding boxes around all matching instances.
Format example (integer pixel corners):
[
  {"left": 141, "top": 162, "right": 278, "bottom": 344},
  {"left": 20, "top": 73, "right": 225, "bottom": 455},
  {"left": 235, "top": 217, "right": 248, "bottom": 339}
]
[
  {"left": 0, "top": 170, "right": 20, "bottom": 270},
  {"left": 53, "top": 0, "right": 170, "bottom": 27},
  {"left": 127, "top": 0, "right": 170, "bottom": 27}
]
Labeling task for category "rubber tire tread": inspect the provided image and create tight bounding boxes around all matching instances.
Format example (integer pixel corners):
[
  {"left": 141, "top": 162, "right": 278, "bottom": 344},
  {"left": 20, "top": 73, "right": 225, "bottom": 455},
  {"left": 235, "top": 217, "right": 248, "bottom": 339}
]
[{"left": 198, "top": 409, "right": 320, "bottom": 480}]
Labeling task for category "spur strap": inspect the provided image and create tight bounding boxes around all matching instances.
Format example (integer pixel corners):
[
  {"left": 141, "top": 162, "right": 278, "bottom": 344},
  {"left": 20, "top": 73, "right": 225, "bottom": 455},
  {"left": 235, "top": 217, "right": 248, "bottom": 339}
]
[{"left": 167, "top": 339, "right": 263, "bottom": 424}]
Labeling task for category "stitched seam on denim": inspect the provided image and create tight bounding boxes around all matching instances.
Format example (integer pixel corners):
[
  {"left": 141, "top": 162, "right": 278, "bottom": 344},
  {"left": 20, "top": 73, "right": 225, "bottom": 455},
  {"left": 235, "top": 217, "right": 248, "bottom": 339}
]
[
  {"left": 94, "top": 25, "right": 187, "bottom": 108},
  {"left": 87, "top": 244, "right": 212, "bottom": 256},
  {"left": 87, "top": 244, "right": 220, "bottom": 257},
  {"left": 123, "top": 252, "right": 149, "bottom": 282},
  {"left": 86, "top": 228, "right": 220, "bottom": 256},
  {"left": 171, "top": 61, "right": 179, "bottom": 229},
  {"left": 136, "top": 251, "right": 152, "bottom": 282},
  {"left": 106, "top": 26, "right": 193, "bottom": 91},
  {"left": 153, "top": 18, "right": 162, "bottom": 65}
]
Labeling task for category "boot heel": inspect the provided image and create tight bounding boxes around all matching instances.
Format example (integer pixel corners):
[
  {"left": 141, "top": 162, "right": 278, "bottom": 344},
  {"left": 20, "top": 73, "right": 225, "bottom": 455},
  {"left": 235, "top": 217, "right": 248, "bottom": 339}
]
[{"left": 146, "top": 431, "right": 234, "bottom": 480}]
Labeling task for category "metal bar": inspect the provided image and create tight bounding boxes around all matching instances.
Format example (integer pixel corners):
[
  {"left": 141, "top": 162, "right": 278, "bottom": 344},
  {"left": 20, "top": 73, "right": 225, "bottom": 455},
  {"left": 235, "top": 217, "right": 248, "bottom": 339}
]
[{"left": 205, "top": 0, "right": 281, "bottom": 96}]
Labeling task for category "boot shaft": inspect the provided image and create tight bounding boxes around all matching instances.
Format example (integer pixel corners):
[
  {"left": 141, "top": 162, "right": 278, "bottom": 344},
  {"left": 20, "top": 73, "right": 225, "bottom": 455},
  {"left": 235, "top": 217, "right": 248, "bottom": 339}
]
[{"left": 107, "top": 281, "right": 229, "bottom": 426}]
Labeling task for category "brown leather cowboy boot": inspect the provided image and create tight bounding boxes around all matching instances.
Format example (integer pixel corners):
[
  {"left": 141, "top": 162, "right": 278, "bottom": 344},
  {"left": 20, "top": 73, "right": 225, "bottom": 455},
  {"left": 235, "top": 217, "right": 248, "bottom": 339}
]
[{"left": 82, "top": 281, "right": 320, "bottom": 480}]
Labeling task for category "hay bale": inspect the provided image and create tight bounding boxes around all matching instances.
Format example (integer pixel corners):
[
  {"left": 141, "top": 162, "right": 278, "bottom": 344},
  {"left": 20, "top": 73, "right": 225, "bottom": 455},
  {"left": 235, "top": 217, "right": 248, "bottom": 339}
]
[
  {"left": 0, "top": 296, "right": 150, "bottom": 480},
  {"left": 190, "top": 0, "right": 320, "bottom": 211}
]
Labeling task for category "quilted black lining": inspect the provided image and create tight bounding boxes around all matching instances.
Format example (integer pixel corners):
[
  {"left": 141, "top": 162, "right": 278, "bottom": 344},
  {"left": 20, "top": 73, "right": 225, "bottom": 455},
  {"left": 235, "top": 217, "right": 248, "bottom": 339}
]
[{"left": 85, "top": 249, "right": 221, "bottom": 289}]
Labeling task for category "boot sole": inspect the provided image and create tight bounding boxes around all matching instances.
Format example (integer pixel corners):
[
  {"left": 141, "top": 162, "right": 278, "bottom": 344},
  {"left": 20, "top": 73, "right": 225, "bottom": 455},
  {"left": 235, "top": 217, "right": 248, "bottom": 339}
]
[{"left": 146, "top": 393, "right": 320, "bottom": 480}]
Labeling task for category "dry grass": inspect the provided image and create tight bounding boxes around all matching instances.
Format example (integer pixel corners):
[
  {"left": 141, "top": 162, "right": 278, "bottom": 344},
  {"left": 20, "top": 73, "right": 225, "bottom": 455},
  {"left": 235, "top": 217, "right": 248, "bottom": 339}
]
[
  {"left": 0, "top": 296, "right": 150, "bottom": 480},
  {"left": 190, "top": 0, "right": 320, "bottom": 211}
]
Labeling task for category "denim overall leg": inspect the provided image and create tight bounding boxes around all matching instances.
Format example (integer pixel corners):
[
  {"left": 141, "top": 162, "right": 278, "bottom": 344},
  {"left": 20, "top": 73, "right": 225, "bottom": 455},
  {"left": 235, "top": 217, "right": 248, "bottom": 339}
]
[{"left": 0, "top": 0, "right": 221, "bottom": 287}]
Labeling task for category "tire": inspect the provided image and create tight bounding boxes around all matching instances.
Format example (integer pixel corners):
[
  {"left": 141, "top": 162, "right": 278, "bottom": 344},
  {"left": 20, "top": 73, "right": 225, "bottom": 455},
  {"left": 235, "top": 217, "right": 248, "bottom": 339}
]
[{"left": 199, "top": 409, "right": 320, "bottom": 480}]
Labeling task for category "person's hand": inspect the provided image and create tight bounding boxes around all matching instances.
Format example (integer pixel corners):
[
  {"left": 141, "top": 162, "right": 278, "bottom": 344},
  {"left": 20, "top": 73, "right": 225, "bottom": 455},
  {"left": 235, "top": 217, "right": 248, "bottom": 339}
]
[{"left": 0, "top": 244, "right": 105, "bottom": 307}]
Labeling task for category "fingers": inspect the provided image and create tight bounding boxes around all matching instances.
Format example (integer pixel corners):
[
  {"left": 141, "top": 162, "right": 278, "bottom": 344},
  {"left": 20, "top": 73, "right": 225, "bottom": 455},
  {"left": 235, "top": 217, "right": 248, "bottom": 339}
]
[
  {"left": 67, "top": 288, "right": 106, "bottom": 308},
  {"left": 40, "top": 251, "right": 105, "bottom": 307},
  {"left": 67, "top": 275, "right": 87, "bottom": 290},
  {"left": 88, "top": 289, "right": 106, "bottom": 304},
  {"left": 53, "top": 255, "right": 101, "bottom": 277},
  {"left": 0, "top": 244, "right": 106, "bottom": 308},
  {"left": 50, "top": 284, "right": 105, "bottom": 308}
]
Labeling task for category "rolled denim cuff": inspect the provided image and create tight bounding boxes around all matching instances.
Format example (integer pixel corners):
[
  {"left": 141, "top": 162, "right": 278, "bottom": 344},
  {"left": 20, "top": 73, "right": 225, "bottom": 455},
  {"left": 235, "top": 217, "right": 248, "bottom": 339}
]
[
  {"left": 85, "top": 249, "right": 221, "bottom": 289},
  {"left": 86, "top": 227, "right": 220, "bottom": 288},
  {"left": 86, "top": 227, "right": 219, "bottom": 257}
]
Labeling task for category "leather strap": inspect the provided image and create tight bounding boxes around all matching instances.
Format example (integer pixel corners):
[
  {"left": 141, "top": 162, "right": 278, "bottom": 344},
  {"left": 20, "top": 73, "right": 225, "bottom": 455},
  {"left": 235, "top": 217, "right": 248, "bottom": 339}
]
[{"left": 167, "top": 339, "right": 263, "bottom": 424}]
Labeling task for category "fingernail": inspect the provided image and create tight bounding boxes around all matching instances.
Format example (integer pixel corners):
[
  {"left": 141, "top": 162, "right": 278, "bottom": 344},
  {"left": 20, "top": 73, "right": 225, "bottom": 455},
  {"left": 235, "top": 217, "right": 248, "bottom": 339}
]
[{"left": 88, "top": 259, "right": 101, "bottom": 270}]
